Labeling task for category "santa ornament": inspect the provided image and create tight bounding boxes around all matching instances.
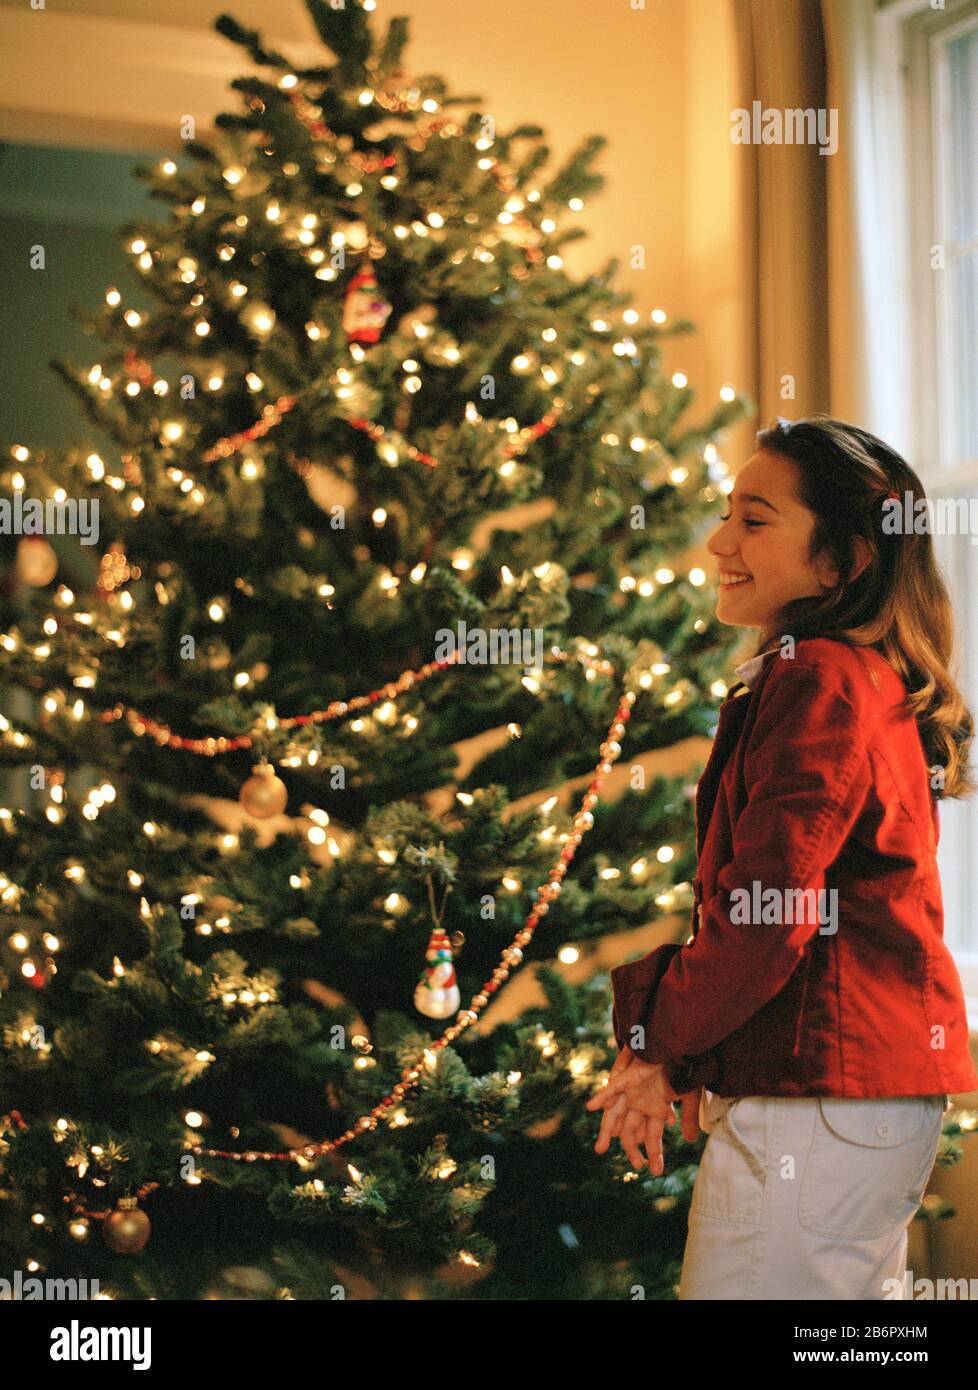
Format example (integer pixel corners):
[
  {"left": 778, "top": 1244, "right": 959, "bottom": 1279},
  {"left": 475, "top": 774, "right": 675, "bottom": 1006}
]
[{"left": 342, "top": 267, "right": 392, "bottom": 344}]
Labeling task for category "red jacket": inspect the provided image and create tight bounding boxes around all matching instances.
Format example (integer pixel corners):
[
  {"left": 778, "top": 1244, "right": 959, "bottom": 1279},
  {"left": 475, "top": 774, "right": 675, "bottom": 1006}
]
[{"left": 610, "top": 637, "right": 978, "bottom": 1098}]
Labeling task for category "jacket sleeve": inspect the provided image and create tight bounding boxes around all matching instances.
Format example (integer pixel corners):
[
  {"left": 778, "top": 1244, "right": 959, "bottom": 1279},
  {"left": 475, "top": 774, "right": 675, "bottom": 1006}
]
[
  {"left": 611, "top": 942, "right": 723, "bottom": 1091},
  {"left": 609, "top": 656, "right": 872, "bottom": 1077}
]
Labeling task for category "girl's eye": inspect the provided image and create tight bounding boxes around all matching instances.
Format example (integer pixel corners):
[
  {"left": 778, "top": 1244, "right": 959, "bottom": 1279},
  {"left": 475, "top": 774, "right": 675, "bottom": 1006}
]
[{"left": 718, "top": 513, "right": 764, "bottom": 527}]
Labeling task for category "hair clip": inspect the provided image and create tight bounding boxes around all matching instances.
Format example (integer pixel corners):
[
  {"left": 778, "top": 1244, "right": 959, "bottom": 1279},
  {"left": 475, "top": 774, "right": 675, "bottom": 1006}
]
[{"left": 884, "top": 489, "right": 899, "bottom": 502}]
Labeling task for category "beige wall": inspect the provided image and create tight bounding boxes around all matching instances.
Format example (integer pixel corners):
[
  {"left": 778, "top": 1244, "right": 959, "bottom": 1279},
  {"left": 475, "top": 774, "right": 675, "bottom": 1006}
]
[{"left": 400, "top": 0, "right": 750, "bottom": 437}]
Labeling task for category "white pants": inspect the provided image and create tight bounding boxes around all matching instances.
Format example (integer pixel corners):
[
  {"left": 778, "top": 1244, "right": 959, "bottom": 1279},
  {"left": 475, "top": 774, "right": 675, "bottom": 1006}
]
[{"left": 679, "top": 1090, "right": 947, "bottom": 1300}]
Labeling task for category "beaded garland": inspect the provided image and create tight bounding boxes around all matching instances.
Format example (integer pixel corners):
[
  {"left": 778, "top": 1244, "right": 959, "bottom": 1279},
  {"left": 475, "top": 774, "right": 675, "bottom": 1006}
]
[
  {"left": 98, "top": 649, "right": 466, "bottom": 754},
  {"left": 188, "top": 686, "right": 636, "bottom": 1164},
  {"left": 198, "top": 395, "right": 561, "bottom": 471},
  {"left": 97, "top": 632, "right": 599, "bottom": 757},
  {"left": 346, "top": 406, "right": 562, "bottom": 470},
  {"left": 200, "top": 394, "right": 299, "bottom": 464}
]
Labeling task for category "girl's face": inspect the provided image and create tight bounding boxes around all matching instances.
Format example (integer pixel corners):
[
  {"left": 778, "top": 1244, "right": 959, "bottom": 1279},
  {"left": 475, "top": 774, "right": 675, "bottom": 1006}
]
[{"left": 706, "top": 448, "right": 843, "bottom": 630}]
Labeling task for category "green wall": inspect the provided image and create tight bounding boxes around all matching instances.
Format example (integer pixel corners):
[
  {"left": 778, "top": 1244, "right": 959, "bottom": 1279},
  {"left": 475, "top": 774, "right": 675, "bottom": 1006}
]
[{"left": 0, "top": 142, "right": 164, "bottom": 450}]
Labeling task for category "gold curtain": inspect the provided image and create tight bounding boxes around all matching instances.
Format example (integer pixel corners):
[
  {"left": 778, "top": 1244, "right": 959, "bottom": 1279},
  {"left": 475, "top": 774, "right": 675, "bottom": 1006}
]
[{"left": 730, "top": 0, "right": 831, "bottom": 425}]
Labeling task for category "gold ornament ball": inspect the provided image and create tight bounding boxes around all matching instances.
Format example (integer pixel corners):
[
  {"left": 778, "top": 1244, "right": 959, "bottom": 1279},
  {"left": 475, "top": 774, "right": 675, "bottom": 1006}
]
[
  {"left": 16, "top": 537, "right": 58, "bottom": 587},
  {"left": 239, "top": 764, "right": 288, "bottom": 818},
  {"left": 103, "top": 1200, "right": 150, "bottom": 1255}
]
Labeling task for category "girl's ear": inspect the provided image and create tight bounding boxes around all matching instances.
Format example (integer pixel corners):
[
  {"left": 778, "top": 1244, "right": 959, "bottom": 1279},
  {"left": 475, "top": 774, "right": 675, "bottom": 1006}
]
[
  {"left": 814, "top": 534, "right": 873, "bottom": 591},
  {"left": 850, "top": 535, "right": 872, "bottom": 583}
]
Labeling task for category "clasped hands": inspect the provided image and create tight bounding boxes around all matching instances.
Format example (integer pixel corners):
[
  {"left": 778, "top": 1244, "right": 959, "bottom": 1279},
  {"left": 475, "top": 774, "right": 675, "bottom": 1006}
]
[{"left": 586, "top": 1046, "right": 703, "bottom": 1175}]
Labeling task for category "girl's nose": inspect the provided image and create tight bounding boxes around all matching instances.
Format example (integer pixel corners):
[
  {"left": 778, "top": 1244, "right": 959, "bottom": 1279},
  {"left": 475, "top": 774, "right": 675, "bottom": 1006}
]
[{"left": 707, "top": 525, "right": 731, "bottom": 557}]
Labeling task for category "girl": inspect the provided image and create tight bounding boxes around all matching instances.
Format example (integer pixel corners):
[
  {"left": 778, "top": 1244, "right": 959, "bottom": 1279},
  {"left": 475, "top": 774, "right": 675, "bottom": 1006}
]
[{"left": 587, "top": 415, "right": 978, "bottom": 1300}]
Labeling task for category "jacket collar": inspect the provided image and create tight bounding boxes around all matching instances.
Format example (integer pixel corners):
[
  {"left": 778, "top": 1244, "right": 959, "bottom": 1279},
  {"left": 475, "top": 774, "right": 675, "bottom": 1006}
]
[{"left": 725, "top": 645, "right": 780, "bottom": 700}]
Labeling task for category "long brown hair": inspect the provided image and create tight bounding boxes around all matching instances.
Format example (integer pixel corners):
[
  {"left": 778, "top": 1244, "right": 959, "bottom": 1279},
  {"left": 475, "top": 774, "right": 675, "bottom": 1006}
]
[{"left": 740, "top": 414, "right": 975, "bottom": 800}]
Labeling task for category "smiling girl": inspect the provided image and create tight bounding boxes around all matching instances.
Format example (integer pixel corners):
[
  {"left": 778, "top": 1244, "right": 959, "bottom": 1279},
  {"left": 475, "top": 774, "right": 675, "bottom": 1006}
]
[{"left": 587, "top": 415, "right": 978, "bottom": 1300}]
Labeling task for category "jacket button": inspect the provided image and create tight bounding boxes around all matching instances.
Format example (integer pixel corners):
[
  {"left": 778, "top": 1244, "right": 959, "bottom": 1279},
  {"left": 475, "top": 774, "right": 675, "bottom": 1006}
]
[
  {"left": 686, "top": 935, "right": 695, "bottom": 946},
  {"left": 876, "top": 1122, "right": 891, "bottom": 1138}
]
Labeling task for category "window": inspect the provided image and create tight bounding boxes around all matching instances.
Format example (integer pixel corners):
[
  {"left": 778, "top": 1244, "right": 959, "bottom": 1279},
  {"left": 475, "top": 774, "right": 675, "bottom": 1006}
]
[
  {"left": 896, "top": 0, "right": 978, "bottom": 1012},
  {"left": 934, "top": 18, "right": 978, "bottom": 470}
]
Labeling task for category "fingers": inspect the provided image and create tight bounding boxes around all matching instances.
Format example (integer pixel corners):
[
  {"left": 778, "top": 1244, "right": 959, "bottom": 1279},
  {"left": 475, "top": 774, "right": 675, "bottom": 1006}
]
[
  {"left": 620, "top": 1107, "right": 648, "bottom": 1171},
  {"left": 585, "top": 1080, "right": 623, "bottom": 1112},
  {"left": 588, "top": 1060, "right": 673, "bottom": 1126},
  {"left": 680, "top": 1089, "right": 703, "bottom": 1142},
  {"left": 593, "top": 1090, "right": 628, "bottom": 1154},
  {"left": 644, "top": 1112, "right": 666, "bottom": 1176},
  {"left": 584, "top": 1048, "right": 633, "bottom": 1112},
  {"left": 589, "top": 1056, "right": 682, "bottom": 1173},
  {"left": 616, "top": 1101, "right": 673, "bottom": 1173}
]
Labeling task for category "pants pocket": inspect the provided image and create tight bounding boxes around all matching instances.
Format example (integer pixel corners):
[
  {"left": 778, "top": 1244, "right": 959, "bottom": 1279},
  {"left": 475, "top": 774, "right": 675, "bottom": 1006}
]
[
  {"left": 699, "top": 1090, "right": 734, "bottom": 1133},
  {"left": 690, "top": 1098, "right": 767, "bottom": 1226},
  {"left": 798, "top": 1096, "right": 944, "bottom": 1240}
]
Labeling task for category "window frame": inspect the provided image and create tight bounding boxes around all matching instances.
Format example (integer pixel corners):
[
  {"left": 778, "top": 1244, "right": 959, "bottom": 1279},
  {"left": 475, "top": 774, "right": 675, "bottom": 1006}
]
[{"left": 880, "top": 0, "right": 978, "bottom": 1021}]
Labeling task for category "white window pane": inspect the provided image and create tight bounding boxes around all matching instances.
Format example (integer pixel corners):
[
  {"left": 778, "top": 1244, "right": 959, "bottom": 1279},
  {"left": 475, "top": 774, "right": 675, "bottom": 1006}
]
[
  {"left": 935, "top": 525, "right": 978, "bottom": 960},
  {"left": 949, "top": 248, "right": 978, "bottom": 462},
  {"left": 948, "top": 29, "right": 978, "bottom": 244}
]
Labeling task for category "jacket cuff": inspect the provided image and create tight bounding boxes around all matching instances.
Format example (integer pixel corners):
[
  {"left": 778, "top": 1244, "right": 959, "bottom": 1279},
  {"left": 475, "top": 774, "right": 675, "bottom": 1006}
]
[
  {"left": 665, "top": 1053, "right": 720, "bottom": 1094},
  {"left": 611, "top": 943, "right": 681, "bottom": 1055},
  {"left": 610, "top": 943, "right": 718, "bottom": 1090}
]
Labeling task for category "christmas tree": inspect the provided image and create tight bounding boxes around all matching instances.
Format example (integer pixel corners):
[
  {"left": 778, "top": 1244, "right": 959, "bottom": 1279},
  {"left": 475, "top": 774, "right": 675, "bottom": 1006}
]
[{"left": 0, "top": 0, "right": 754, "bottom": 1299}]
